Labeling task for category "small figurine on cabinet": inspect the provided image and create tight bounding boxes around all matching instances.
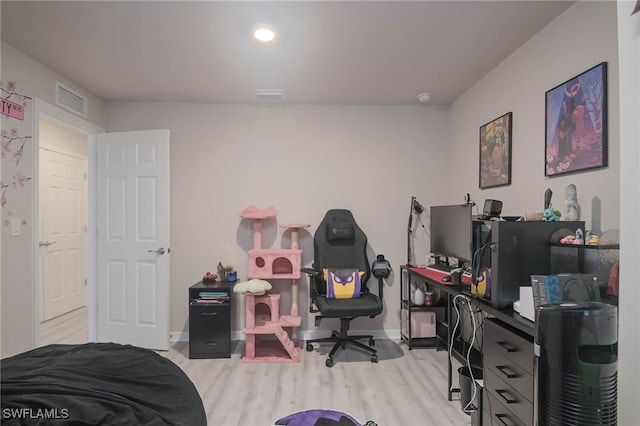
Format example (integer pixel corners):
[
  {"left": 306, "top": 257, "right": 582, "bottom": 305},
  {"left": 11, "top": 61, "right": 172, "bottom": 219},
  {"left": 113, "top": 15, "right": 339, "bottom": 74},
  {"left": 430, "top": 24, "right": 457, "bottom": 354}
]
[
  {"left": 564, "top": 183, "right": 579, "bottom": 221},
  {"left": 203, "top": 272, "right": 217, "bottom": 282},
  {"left": 544, "top": 188, "right": 553, "bottom": 210},
  {"left": 216, "top": 262, "right": 226, "bottom": 282}
]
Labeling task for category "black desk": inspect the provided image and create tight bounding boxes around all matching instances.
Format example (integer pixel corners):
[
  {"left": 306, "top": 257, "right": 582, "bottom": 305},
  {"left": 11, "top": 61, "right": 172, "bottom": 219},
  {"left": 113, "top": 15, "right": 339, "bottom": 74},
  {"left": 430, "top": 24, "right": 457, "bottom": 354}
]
[
  {"left": 407, "top": 267, "right": 619, "bottom": 426},
  {"left": 406, "top": 267, "right": 534, "bottom": 401}
]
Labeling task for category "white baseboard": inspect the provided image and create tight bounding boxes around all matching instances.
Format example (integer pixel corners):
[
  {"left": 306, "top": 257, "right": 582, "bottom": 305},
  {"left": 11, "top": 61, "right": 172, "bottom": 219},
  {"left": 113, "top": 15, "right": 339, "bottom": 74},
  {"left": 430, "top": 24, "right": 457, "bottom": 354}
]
[
  {"left": 171, "top": 329, "right": 402, "bottom": 343},
  {"left": 170, "top": 331, "right": 189, "bottom": 342}
]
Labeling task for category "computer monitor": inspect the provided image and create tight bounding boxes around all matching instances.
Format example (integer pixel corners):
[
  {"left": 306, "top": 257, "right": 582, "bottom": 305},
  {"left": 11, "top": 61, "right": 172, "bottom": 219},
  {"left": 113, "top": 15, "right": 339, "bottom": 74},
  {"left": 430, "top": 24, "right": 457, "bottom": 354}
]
[{"left": 430, "top": 204, "right": 473, "bottom": 265}]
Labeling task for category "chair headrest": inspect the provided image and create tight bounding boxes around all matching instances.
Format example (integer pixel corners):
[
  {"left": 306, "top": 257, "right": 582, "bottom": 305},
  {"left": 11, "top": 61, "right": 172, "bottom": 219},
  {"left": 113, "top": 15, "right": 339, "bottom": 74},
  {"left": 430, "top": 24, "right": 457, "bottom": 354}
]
[{"left": 325, "top": 220, "right": 354, "bottom": 243}]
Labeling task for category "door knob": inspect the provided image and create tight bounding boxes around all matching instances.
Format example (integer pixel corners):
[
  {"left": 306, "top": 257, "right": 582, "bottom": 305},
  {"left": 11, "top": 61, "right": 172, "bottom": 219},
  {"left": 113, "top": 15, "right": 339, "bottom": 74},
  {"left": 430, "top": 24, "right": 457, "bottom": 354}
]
[
  {"left": 148, "top": 247, "right": 165, "bottom": 255},
  {"left": 39, "top": 241, "right": 56, "bottom": 247}
]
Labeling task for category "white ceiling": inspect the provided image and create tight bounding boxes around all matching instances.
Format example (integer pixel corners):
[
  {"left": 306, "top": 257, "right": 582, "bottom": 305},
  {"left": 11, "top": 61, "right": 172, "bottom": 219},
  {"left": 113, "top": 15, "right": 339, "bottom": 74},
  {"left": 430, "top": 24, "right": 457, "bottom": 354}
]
[{"left": 1, "top": 1, "right": 575, "bottom": 106}]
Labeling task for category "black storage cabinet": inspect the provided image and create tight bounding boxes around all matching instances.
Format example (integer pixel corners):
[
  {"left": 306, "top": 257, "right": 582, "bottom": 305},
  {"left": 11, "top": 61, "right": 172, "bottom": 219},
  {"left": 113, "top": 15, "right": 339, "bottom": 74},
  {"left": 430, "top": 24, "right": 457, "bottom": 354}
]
[{"left": 189, "top": 281, "right": 232, "bottom": 359}]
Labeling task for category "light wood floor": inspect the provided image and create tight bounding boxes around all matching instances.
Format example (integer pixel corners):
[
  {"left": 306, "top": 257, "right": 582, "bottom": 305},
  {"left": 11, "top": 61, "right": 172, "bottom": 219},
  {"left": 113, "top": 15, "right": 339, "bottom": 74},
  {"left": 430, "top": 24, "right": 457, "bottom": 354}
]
[
  {"left": 40, "top": 310, "right": 471, "bottom": 426},
  {"left": 39, "top": 306, "right": 88, "bottom": 346}
]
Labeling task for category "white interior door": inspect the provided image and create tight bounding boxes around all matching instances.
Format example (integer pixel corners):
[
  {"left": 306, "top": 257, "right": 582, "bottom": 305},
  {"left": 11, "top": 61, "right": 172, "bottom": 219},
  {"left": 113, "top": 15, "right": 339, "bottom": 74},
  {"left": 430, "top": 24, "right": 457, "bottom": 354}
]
[
  {"left": 39, "top": 148, "right": 87, "bottom": 321},
  {"left": 96, "top": 129, "right": 170, "bottom": 350}
]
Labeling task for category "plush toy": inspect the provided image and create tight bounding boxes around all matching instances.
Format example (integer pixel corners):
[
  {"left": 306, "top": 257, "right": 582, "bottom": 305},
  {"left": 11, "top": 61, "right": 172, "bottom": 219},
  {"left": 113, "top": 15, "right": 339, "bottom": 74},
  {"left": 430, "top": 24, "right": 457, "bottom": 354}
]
[
  {"left": 560, "top": 229, "right": 584, "bottom": 245},
  {"left": 542, "top": 188, "right": 561, "bottom": 221},
  {"left": 275, "top": 409, "right": 376, "bottom": 426},
  {"left": 560, "top": 234, "right": 577, "bottom": 244},
  {"left": 542, "top": 207, "right": 561, "bottom": 221}
]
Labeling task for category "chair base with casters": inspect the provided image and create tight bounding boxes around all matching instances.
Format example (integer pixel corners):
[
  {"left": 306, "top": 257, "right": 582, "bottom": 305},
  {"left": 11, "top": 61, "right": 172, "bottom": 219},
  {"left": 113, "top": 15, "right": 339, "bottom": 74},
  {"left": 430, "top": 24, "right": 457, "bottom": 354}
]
[{"left": 306, "top": 317, "right": 378, "bottom": 367}]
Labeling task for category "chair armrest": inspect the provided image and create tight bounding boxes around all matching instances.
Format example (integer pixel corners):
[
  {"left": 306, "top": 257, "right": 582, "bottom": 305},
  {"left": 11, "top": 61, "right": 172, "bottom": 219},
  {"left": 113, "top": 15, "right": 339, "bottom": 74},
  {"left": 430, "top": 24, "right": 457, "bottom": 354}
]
[
  {"left": 301, "top": 267, "right": 319, "bottom": 276},
  {"left": 302, "top": 267, "right": 320, "bottom": 313}
]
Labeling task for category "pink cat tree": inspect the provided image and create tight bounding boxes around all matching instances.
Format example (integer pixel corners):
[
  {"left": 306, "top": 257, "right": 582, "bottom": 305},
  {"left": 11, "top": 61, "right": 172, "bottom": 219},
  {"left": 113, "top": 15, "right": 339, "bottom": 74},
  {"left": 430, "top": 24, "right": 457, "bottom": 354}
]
[{"left": 239, "top": 205, "right": 310, "bottom": 363}]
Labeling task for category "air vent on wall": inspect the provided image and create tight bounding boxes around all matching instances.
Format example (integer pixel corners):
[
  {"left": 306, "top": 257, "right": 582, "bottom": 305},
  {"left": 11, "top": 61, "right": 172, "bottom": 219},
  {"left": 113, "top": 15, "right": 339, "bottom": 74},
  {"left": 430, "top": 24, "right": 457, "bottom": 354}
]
[
  {"left": 55, "top": 81, "right": 87, "bottom": 118},
  {"left": 252, "top": 89, "right": 286, "bottom": 100}
]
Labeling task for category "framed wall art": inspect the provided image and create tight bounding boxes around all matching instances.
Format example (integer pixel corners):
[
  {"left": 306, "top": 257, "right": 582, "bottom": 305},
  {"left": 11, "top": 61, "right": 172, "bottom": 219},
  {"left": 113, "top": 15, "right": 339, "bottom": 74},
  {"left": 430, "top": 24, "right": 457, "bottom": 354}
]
[
  {"left": 479, "top": 112, "right": 512, "bottom": 189},
  {"left": 545, "top": 62, "right": 608, "bottom": 177}
]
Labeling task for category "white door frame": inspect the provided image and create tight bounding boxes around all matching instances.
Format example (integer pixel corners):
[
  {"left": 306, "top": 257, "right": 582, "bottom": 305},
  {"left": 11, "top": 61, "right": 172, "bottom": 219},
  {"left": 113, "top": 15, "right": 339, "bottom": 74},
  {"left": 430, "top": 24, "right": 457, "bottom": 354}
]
[{"left": 33, "top": 99, "right": 104, "bottom": 346}]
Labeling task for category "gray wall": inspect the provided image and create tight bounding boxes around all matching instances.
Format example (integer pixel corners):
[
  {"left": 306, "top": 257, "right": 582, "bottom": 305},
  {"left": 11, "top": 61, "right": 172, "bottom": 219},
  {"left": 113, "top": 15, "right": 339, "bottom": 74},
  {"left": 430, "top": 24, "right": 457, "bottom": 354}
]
[
  {"left": 449, "top": 1, "right": 619, "bottom": 233},
  {"left": 105, "top": 103, "right": 450, "bottom": 337},
  {"left": 0, "top": 43, "right": 106, "bottom": 357},
  {"left": 105, "top": 1, "right": 622, "bottom": 341}
]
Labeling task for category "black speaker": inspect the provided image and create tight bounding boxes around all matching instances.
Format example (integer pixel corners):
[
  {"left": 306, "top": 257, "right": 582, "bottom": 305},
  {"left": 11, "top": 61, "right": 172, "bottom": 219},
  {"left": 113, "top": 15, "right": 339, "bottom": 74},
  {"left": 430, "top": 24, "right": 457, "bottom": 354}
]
[
  {"left": 482, "top": 199, "right": 503, "bottom": 218},
  {"left": 535, "top": 302, "right": 617, "bottom": 425}
]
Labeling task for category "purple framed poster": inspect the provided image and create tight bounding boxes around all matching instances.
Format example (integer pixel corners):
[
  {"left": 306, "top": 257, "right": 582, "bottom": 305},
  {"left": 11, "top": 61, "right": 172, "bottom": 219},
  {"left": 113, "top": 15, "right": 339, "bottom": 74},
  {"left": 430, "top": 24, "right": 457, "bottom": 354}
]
[{"left": 545, "top": 62, "right": 608, "bottom": 177}]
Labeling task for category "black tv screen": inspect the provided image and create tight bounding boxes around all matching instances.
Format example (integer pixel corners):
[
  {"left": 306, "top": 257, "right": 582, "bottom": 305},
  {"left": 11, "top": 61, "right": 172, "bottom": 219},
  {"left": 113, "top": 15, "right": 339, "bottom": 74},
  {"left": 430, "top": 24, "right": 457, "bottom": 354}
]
[{"left": 430, "top": 204, "right": 473, "bottom": 264}]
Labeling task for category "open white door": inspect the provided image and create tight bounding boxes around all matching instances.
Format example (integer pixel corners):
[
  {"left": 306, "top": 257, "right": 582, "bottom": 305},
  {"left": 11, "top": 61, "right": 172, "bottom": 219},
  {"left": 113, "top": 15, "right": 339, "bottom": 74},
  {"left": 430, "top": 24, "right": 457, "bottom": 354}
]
[
  {"left": 39, "top": 148, "right": 87, "bottom": 321},
  {"left": 96, "top": 129, "right": 170, "bottom": 350}
]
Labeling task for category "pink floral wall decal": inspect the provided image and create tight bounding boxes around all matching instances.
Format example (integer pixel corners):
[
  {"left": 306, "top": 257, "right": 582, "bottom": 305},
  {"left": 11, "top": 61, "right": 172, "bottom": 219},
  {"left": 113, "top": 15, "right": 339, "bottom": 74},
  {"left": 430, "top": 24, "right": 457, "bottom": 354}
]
[
  {"left": 0, "top": 81, "right": 32, "bottom": 106},
  {"left": 1, "top": 128, "right": 32, "bottom": 166},
  {"left": 1, "top": 80, "right": 33, "bottom": 218}
]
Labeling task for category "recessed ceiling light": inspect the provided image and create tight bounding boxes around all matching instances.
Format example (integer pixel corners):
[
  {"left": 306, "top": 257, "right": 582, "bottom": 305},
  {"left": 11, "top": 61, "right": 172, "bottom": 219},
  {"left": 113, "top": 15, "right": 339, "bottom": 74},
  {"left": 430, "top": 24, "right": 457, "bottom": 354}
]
[{"left": 254, "top": 28, "right": 275, "bottom": 42}]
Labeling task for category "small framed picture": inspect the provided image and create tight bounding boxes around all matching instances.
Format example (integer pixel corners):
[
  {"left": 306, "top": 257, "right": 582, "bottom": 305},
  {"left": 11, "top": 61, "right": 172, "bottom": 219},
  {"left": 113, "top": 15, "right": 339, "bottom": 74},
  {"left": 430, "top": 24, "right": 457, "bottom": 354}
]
[
  {"left": 479, "top": 112, "right": 512, "bottom": 189},
  {"left": 545, "top": 62, "right": 608, "bottom": 177}
]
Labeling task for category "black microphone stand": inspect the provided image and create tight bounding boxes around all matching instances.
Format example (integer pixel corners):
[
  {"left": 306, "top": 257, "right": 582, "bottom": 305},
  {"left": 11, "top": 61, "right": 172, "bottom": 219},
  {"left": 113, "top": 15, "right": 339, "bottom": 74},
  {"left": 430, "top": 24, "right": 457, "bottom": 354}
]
[
  {"left": 407, "top": 196, "right": 425, "bottom": 267},
  {"left": 407, "top": 197, "right": 414, "bottom": 266}
]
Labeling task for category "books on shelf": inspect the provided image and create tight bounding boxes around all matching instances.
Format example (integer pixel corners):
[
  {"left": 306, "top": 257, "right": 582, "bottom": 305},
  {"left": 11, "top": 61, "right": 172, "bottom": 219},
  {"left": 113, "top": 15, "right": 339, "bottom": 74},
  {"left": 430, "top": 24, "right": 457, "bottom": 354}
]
[
  {"left": 198, "top": 291, "right": 229, "bottom": 299},
  {"left": 191, "top": 297, "right": 229, "bottom": 304}
]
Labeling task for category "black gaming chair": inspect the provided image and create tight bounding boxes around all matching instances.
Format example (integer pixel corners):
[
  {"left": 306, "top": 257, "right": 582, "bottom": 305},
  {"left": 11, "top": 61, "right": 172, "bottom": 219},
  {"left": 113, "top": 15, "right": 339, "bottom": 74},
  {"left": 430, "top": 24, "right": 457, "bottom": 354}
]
[{"left": 303, "top": 209, "right": 388, "bottom": 367}]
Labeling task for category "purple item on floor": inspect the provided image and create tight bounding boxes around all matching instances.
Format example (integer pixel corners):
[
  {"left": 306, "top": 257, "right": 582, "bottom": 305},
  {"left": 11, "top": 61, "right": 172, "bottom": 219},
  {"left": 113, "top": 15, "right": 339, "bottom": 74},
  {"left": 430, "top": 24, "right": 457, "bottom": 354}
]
[{"left": 275, "top": 409, "right": 367, "bottom": 426}]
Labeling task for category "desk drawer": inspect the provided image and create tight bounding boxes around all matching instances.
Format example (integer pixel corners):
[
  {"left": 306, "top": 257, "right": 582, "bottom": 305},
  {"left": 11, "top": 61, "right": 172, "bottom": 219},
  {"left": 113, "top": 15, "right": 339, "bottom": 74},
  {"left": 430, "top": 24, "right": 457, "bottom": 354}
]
[
  {"left": 483, "top": 370, "right": 533, "bottom": 425},
  {"left": 484, "top": 318, "right": 533, "bottom": 375},
  {"left": 189, "top": 321, "right": 230, "bottom": 356},
  {"left": 483, "top": 407, "right": 526, "bottom": 426},
  {"left": 484, "top": 348, "right": 533, "bottom": 403},
  {"left": 483, "top": 385, "right": 532, "bottom": 426},
  {"left": 190, "top": 304, "right": 230, "bottom": 324}
]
